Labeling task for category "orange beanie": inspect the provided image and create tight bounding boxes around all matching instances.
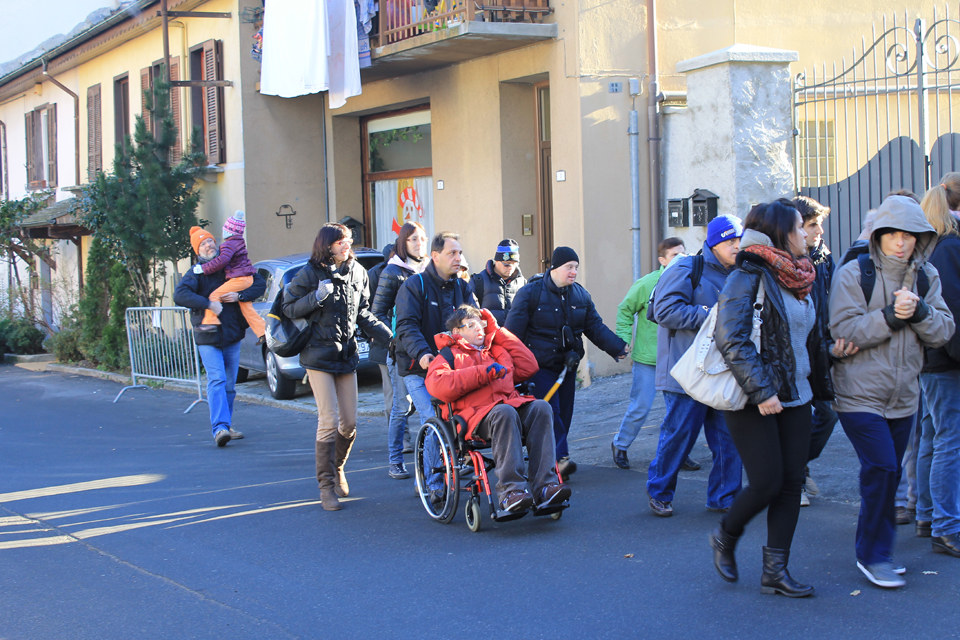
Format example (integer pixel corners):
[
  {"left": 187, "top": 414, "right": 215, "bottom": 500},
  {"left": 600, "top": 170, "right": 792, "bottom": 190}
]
[{"left": 190, "top": 226, "right": 214, "bottom": 254}]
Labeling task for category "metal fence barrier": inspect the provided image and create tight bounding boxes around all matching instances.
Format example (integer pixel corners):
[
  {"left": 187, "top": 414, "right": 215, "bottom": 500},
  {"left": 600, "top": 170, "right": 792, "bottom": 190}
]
[{"left": 113, "top": 307, "right": 206, "bottom": 414}]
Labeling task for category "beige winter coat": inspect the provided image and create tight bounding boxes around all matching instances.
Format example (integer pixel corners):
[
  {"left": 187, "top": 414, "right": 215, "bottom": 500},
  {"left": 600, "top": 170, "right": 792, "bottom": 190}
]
[{"left": 829, "top": 197, "right": 955, "bottom": 418}]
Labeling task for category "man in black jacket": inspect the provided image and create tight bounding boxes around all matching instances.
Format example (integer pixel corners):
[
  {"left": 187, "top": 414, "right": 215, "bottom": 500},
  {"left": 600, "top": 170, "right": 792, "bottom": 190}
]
[
  {"left": 470, "top": 239, "right": 526, "bottom": 326},
  {"left": 174, "top": 227, "right": 266, "bottom": 447},
  {"left": 395, "top": 231, "right": 477, "bottom": 495},
  {"left": 505, "top": 246, "right": 628, "bottom": 477}
]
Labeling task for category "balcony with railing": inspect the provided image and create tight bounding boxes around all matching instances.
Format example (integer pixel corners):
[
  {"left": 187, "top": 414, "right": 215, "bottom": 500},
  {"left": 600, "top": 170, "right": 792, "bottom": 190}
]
[{"left": 363, "top": 0, "right": 557, "bottom": 81}]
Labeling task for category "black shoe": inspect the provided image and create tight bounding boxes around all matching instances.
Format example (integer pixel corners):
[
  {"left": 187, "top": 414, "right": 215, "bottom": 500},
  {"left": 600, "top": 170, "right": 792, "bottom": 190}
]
[
  {"left": 648, "top": 497, "right": 673, "bottom": 517},
  {"left": 707, "top": 506, "right": 730, "bottom": 514},
  {"left": 760, "top": 547, "right": 815, "bottom": 597},
  {"left": 709, "top": 526, "right": 739, "bottom": 583},
  {"left": 681, "top": 456, "right": 701, "bottom": 471},
  {"left": 388, "top": 463, "right": 411, "bottom": 479},
  {"left": 428, "top": 487, "right": 446, "bottom": 507},
  {"left": 932, "top": 533, "right": 960, "bottom": 557},
  {"left": 917, "top": 520, "right": 932, "bottom": 537},
  {"left": 558, "top": 457, "right": 577, "bottom": 480},
  {"left": 895, "top": 506, "right": 912, "bottom": 525},
  {"left": 500, "top": 490, "right": 535, "bottom": 513},
  {"left": 611, "top": 443, "right": 630, "bottom": 469}
]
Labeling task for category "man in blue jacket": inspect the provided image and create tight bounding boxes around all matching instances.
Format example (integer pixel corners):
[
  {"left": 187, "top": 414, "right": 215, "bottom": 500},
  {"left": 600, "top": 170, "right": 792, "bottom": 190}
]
[
  {"left": 174, "top": 227, "right": 266, "bottom": 447},
  {"left": 646, "top": 215, "right": 744, "bottom": 516}
]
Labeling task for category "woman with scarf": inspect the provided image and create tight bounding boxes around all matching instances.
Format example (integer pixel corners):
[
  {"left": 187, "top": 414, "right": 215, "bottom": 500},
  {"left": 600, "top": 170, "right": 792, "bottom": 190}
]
[
  {"left": 709, "top": 199, "right": 843, "bottom": 597},
  {"left": 830, "top": 195, "right": 954, "bottom": 588}
]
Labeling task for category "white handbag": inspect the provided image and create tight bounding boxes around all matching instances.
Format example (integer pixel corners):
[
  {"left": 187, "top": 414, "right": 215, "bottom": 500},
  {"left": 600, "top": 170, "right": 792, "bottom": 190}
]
[{"left": 669, "top": 279, "right": 765, "bottom": 411}]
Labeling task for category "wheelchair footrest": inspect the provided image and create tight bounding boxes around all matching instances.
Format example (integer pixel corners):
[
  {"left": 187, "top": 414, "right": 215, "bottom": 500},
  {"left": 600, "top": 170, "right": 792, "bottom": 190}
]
[
  {"left": 492, "top": 509, "right": 529, "bottom": 522},
  {"left": 532, "top": 502, "right": 569, "bottom": 517}
]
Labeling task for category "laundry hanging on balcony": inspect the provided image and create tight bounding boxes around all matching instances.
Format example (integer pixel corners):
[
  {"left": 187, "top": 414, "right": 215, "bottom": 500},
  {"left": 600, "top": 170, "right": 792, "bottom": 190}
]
[
  {"left": 260, "top": 0, "right": 362, "bottom": 108},
  {"left": 355, "top": 0, "right": 377, "bottom": 69}
]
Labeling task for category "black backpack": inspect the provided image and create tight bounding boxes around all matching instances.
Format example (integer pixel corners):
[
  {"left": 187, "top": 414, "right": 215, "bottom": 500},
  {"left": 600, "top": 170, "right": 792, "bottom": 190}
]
[
  {"left": 840, "top": 242, "right": 929, "bottom": 305},
  {"left": 646, "top": 253, "right": 704, "bottom": 324}
]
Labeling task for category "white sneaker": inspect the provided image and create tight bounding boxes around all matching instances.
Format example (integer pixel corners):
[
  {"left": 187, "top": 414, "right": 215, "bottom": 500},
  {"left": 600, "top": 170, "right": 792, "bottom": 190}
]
[
  {"left": 857, "top": 561, "right": 906, "bottom": 588},
  {"left": 804, "top": 475, "right": 820, "bottom": 496},
  {"left": 800, "top": 489, "right": 810, "bottom": 507}
]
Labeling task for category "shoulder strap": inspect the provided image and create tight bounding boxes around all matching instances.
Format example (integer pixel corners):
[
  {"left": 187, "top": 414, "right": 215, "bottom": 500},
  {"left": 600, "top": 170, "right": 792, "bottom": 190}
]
[
  {"left": 439, "top": 346, "right": 455, "bottom": 369},
  {"left": 917, "top": 267, "right": 930, "bottom": 299},
  {"left": 690, "top": 254, "right": 705, "bottom": 292},
  {"left": 857, "top": 252, "right": 876, "bottom": 305}
]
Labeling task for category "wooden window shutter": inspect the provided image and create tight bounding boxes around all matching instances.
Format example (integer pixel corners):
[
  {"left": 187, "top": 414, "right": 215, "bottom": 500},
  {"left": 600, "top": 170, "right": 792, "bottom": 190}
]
[
  {"left": 202, "top": 40, "right": 225, "bottom": 164},
  {"left": 87, "top": 84, "right": 102, "bottom": 182},
  {"left": 169, "top": 57, "right": 182, "bottom": 164},
  {"left": 140, "top": 66, "right": 153, "bottom": 134},
  {"left": 46, "top": 104, "right": 57, "bottom": 188},
  {"left": 24, "top": 111, "right": 35, "bottom": 184}
]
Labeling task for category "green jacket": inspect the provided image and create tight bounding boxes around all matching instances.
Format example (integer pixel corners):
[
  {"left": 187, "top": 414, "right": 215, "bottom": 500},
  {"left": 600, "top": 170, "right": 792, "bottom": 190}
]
[{"left": 616, "top": 267, "right": 663, "bottom": 365}]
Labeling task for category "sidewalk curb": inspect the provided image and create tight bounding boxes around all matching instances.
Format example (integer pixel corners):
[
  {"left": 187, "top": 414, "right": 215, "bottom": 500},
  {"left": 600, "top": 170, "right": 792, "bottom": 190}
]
[
  {"left": 4, "top": 353, "right": 56, "bottom": 364},
  {"left": 25, "top": 362, "right": 386, "bottom": 418}
]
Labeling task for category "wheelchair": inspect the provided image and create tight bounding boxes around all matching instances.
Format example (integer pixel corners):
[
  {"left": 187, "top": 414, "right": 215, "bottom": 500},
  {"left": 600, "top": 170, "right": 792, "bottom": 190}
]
[{"left": 413, "top": 389, "right": 570, "bottom": 532}]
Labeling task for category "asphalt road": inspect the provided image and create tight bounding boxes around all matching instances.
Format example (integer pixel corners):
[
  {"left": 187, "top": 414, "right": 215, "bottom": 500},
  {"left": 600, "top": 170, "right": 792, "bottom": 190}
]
[{"left": 1, "top": 364, "right": 958, "bottom": 639}]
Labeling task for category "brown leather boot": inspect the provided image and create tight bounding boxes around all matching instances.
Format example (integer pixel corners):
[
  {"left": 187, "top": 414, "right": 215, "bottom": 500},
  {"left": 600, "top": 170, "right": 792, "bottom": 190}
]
[
  {"left": 334, "top": 430, "right": 357, "bottom": 498},
  {"left": 315, "top": 439, "right": 341, "bottom": 511}
]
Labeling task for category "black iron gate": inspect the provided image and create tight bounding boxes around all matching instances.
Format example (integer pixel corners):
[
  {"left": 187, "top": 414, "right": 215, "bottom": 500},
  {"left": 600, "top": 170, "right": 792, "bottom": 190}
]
[{"left": 794, "top": 6, "right": 960, "bottom": 255}]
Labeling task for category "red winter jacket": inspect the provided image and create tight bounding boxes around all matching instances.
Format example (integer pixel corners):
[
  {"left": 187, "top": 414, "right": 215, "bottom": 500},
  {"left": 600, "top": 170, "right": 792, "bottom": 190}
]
[{"left": 425, "top": 308, "right": 540, "bottom": 438}]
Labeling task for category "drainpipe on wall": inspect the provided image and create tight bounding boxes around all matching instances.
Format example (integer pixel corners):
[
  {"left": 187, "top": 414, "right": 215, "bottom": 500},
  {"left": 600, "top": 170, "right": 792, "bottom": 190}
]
[
  {"left": 646, "top": 0, "right": 662, "bottom": 272},
  {"left": 321, "top": 96, "right": 330, "bottom": 223},
  {"left": 628, "top": 81, "right": 642, "bottom": 283},
  {"left": 41, "top": 59, "right": 80, "bottom": 189}
]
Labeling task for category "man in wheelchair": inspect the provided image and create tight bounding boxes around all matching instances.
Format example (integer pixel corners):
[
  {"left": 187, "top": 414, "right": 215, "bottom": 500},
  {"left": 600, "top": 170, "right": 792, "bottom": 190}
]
[{"left": 425, "top": 305, "right": 572, "bottom": 513}]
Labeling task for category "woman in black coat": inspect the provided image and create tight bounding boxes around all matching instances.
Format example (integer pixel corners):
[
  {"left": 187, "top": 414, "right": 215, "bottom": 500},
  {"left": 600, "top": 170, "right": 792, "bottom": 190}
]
[
  {"left": 283, "top": 223, "right": 391, "bottom": 511},
  {"left": 710, "top": 199, "right": 849, "bottom": 597}
]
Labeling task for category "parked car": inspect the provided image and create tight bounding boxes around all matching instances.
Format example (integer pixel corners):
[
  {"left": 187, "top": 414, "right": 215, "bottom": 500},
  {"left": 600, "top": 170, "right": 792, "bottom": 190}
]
[{"left": 236, "top": 248, "right": 385, "bottom": 399}]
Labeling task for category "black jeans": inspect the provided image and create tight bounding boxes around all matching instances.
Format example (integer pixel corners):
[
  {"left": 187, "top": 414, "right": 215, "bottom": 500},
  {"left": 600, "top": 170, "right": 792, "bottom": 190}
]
[{"left": 722, "top": 403, "right": 812, "bottom": 550}]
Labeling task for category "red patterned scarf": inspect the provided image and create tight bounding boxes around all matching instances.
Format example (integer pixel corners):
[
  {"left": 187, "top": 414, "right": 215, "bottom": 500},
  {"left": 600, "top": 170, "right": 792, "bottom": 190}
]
[{"left": 743, "top": 245, "right": 816, "bottom": 300}]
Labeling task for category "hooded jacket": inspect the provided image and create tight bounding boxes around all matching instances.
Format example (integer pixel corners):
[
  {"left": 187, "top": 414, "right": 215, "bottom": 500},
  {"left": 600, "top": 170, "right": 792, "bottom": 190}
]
[
  {"left": 829, "top": 196, "right": 955, "bottom": 418},
  {"left": 282, "top": 257, "right": 392, "bottom": 374},
  {"left": 652, "top": 241, "right": 735, "bottom": 394},
  {"left": 425, "top": 309, "right": 540, "bottom": 436},
  {"left": 470, "top": 260, "right": 526, "bottom": 326},
  {"left": 715, "top": 229, "right": 834, "bottom": 406},
  {"left": 371, "top": 254, "right": 427, "bottom": 329}
]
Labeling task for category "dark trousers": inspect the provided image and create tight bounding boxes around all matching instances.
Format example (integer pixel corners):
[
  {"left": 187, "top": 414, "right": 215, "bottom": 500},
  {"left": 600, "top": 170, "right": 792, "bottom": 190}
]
[
  {"left": 722, "top": 403, "right": 812, "bottom": 550},
  {"left": 807, "top": 399, "right": 838, "bottom": 464},
  {"left": 838, "top": 411, "right": 915, "bottom": 565},
  {"left": 529, "top": 368, "right": 576, "bottom": 461},
  {"left": 475, "top": 400, "right": 557, "bottom": 499}
]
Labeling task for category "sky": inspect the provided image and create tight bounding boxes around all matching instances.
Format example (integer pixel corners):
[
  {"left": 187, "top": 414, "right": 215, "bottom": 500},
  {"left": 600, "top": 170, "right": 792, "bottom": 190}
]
[{"left": 0, "top": 0, "right": 114, "bottom": 65}]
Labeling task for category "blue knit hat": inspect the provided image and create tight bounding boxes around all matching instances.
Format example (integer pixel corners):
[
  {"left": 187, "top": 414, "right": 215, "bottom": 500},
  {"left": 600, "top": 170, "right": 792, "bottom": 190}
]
[{"left": 706, "top": 214, "right": 743, "bottom": 248}]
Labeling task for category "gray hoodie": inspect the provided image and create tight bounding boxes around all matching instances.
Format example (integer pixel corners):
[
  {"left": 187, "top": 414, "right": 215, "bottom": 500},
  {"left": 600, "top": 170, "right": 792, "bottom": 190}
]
[{"left": 829, "top": 196, "right": 955, "bottom": 418}]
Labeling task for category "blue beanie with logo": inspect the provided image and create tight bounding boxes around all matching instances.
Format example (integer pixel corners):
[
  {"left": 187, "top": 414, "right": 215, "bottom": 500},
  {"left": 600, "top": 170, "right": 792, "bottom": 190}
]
[{"left": 706, "top": 214, "right": 743, "bottom": 248}]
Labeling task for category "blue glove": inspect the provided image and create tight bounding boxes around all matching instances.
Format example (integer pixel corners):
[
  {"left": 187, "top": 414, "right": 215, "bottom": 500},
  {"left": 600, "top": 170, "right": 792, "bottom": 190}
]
[
  {"left": 486, "top": 362, "right": 507, "bottom": 380},
  {"left": 192, "top": 263, "right": 204, "bottom": 274}
]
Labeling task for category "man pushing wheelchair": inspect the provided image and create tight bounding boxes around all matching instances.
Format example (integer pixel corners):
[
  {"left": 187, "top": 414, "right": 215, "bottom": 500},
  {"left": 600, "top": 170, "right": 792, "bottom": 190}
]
[{"left": 425, "top": 305, "right": 572, "bottom": 513}]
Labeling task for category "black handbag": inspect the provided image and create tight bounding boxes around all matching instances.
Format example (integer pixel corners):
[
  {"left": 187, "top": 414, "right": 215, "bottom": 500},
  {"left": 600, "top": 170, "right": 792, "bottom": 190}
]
[{"left": 265, "top": 285, "right": 310, "bottom": 358}]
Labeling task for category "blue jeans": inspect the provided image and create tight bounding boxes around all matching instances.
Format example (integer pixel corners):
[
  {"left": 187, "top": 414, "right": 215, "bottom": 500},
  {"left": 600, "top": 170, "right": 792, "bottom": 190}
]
[
  {"left": 839, "top": 411, "right": 914, "bottom": 565},
  {"left": 386, "top": 357, "right": 411, "bottom": 464},
  {"left": 613, "top": 362, "right": 657, "bottom": 451},
  {"left": 919, "top": 372, "right": 960, "bottom": 536},
  {"left": 529, "top": 368, "right": 576, "bottom": 460},
  {"left": 403, "top": 374, "right": 442, "bottom": 490},
  {"left": 646, "top": 391, "right": 742, "bottom": 509},
  {"left": 198, "top": 342, "right": 241, "bottom": 437}
]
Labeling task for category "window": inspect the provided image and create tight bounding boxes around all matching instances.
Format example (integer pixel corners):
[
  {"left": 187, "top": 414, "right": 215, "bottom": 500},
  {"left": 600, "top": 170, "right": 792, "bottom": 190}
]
[
  {"left": 362, "top": 107, "right": 434, "bottom": 250},
  {"left": 87, "top": 84, "right": 102, "bottom": 182},
  {"left": 114, "top": 73, "right": 130, "bottom": 150},
  {"left": 254, "top": 268, "right": 273, "bottom": 303},
  {"left": 797, "top": 120, "right": 836, "bottom": 189},
  {"left": 189, "top": 40, "right": 225, "bottom": 164},
  {"left": 139, "top": 58, "right": 182, "bottom": 163},
  {"left": 25, "top": 104, "right": 57, "bottom": 189}
]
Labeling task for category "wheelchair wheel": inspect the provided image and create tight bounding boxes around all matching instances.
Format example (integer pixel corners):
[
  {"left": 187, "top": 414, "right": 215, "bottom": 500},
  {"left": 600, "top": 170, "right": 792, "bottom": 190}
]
[
  {"left": 414, "top": 418, "right": 460, "bottom": 524},
  {"left": 465, "top": 497, "right": 482, "bottom": 532}
]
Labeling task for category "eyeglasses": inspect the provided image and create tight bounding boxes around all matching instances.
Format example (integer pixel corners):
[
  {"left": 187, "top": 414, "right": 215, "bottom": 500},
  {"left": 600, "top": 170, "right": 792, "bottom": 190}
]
[
  {"left": 458, "top": 320, "right": 487, "bottom": 331},
  {"left": 335, "top": 238, "right": 353, "bottom": 247}
]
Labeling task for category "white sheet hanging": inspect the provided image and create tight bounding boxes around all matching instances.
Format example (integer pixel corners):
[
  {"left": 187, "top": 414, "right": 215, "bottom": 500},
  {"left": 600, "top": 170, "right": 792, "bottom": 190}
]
[{"left": 260, "top": 0, "right": 362, "bottom": 107}]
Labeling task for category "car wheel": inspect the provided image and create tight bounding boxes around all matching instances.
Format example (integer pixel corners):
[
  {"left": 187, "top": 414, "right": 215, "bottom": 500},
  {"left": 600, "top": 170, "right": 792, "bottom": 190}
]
[
  {"left": 236, "top": 367, "right": 249, "bottom": 384},
  {"left": 265, "top": 350, "right": 298, "bottom": 400}
]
